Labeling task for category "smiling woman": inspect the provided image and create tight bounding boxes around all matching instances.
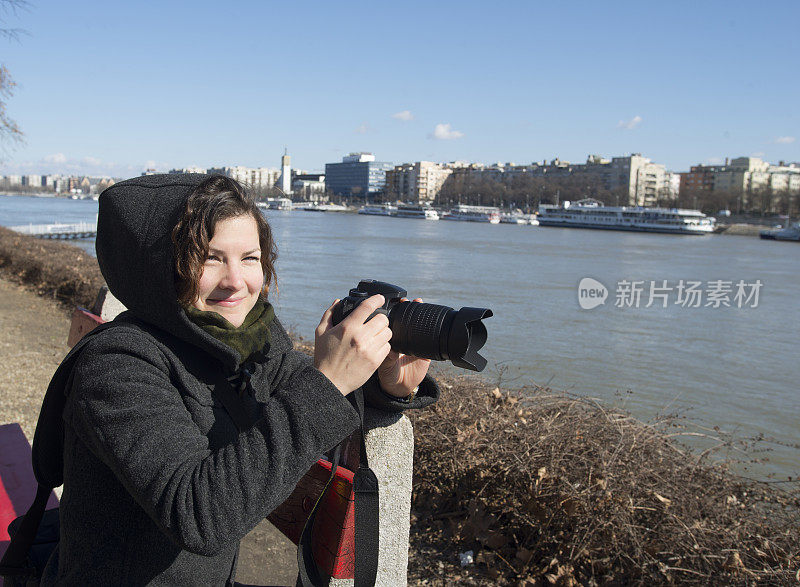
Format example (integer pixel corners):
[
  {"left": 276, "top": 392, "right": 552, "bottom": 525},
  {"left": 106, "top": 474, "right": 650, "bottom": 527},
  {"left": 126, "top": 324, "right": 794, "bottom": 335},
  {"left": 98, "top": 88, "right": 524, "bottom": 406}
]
[
  {"left": 33, "top": 173, "right": 438, "bottom": 586},
  {"left": 193, "top": 215, "right": 264, "bottom": 327},
  {"left": 171, "top": 175, "right": 277, "bottom": 328},
  {"left": 192, "top": 216, "right": 264, "bottom": 326}
]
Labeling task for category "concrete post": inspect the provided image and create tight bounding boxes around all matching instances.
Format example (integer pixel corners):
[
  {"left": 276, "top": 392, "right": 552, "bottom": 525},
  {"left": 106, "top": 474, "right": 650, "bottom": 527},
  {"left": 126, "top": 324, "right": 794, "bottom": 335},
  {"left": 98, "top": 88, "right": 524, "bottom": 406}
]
[{"left": 330, "top": 409, "right": 414, "bottom": 587}]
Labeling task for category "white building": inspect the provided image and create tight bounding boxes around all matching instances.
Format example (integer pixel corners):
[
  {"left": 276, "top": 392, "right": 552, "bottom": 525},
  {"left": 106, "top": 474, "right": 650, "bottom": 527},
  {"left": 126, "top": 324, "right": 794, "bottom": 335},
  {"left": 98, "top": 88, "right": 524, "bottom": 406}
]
[
  {"left": 278, "top": 152, "right": 292, "bottom": 195},
  {"left": 169, "top": 166, "right": 207, "bottom": 174},
  {"left": 712, "top": 157, "right": 771, "bottom": 194},
  {"left": 292, "top": 173, "right": 326, "bottom": 201},
  {"left": 343, "top": 152, "right": 376, "bottom": 163},
  {"left": 1, "top": 175, "right": 21, "bottom": 188},
  {"left": 207, "top": 166, "right": 281, "bottom": 190},
  {"left": 386, "top": 161, "right": 454, "bottom": 202}
]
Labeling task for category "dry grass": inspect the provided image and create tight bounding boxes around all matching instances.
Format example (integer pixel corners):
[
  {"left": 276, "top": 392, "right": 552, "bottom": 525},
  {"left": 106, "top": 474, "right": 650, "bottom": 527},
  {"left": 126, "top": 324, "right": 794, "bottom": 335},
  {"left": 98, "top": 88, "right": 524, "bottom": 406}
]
[
  {"left": 407, "top": 374, "right": 800, "bottom": 585},
  {"left": 0, "top": 225, "right": 104, "bottom": 310}
]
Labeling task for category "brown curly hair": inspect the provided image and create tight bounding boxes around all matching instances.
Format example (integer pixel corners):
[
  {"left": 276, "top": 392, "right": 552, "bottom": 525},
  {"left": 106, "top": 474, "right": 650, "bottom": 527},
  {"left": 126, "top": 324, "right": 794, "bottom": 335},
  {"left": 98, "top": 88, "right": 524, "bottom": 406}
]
[{"left": 171, "top": 175, "right": 278, "bottom": 306}]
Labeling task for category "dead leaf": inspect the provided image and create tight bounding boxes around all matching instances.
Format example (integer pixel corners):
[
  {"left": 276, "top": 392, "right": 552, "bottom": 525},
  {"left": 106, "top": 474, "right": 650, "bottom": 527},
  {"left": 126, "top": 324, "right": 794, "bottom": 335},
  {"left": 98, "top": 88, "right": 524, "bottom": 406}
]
[
  {"left": 724, "top": 551, "right": 746, "bottom": 575},
  {"left": 561, "top": 498, "right": 579, "bottom": 515},
  {"left": 524, "top": 498, "right": 548, "bottom": 522},
  {"left": 653, "top": 492, "right": 672, "bottom": 507},
  {"left": 481, "top": 530, "right": 508, "bottom": 550},
  {"left": 516, "top": 548, "right": 534, "bottom": 565},
  {"left": 491, "top": 387, "right": 503, "bottom": 399}
]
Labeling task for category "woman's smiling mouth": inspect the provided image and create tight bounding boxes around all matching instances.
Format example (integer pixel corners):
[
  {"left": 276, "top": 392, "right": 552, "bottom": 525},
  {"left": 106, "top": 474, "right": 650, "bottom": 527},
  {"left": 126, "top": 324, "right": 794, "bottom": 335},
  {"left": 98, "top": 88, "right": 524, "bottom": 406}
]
[{"left": 209, "top": 297, "right": 244, "bottom": 306}]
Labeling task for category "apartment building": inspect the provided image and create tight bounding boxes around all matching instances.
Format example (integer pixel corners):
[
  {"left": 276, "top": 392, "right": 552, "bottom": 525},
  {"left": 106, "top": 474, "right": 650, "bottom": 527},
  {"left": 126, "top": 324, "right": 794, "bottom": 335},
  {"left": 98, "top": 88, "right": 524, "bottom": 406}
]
[
  {"left": 682, "top": 157, "right": 800, "bottom": 195},
  {"left": 206, "top": 166, "right": 281, "bottom": 190},
  {"left": 442, "top": 154, "right": 672, "bottom": 206},
  {"left": 292, "top": 173, "right": 326, "bottom": 201},
  {"left": 386, "top": 161, "right": 453, "bottom": 202}
]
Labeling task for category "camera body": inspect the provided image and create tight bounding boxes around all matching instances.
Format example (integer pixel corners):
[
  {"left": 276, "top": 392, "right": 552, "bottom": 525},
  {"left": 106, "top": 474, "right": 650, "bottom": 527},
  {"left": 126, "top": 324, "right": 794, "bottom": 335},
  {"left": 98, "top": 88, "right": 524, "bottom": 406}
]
[{"left": 331, "top": 279, "right": 492, "bottom": 372}]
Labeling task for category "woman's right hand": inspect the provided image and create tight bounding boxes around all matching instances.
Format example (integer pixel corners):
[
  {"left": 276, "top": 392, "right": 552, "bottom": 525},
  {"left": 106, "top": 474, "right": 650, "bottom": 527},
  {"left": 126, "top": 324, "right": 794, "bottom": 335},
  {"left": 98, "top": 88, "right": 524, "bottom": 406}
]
[{"left": 314, "top": 294, "right": 392, "bottom": 396}]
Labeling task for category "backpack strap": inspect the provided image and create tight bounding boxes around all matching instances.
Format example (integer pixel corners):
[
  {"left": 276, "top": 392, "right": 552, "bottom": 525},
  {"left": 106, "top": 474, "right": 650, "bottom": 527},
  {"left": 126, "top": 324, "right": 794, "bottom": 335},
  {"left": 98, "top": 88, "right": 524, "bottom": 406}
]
[
  {"left": 1, "top": 318, "right": 126, "bottom": 578},
  {"left": 297, "top": 387, "right": 380, "bottom": 587}
]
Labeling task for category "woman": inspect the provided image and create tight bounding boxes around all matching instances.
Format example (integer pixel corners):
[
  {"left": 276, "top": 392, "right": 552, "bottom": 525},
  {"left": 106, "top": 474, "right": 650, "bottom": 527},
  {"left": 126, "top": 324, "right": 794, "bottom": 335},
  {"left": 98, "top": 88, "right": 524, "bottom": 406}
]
[{"left": 40, "top": 173, "right": 438, "bottom": 585}]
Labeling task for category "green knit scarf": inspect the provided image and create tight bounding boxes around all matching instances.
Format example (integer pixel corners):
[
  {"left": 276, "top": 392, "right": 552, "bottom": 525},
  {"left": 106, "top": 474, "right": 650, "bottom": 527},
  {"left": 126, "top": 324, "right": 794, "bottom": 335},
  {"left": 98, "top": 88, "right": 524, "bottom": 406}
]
[{"left": 183, "top": 299, "right": 274, "bottom": 365}]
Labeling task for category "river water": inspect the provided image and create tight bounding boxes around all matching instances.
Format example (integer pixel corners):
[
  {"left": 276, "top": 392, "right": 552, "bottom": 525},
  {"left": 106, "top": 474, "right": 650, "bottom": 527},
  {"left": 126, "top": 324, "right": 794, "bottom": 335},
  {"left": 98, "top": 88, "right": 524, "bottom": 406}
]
[{"left": 2, "top": 194, "right": 798, "bottom": 480}]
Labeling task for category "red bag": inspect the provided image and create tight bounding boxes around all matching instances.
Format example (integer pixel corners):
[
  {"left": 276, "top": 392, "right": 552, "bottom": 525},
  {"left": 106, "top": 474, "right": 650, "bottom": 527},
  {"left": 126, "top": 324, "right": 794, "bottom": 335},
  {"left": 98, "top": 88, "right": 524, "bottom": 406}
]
[{"left": 267, "top": 458, "right": 356, "bottom": 579}]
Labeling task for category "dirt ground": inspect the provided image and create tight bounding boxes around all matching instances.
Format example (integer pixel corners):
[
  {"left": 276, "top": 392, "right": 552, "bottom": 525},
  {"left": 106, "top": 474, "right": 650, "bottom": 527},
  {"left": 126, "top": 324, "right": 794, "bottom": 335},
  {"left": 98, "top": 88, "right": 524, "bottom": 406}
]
[{"left": 0, "top": 276, "right": 298, "bottom": 586}]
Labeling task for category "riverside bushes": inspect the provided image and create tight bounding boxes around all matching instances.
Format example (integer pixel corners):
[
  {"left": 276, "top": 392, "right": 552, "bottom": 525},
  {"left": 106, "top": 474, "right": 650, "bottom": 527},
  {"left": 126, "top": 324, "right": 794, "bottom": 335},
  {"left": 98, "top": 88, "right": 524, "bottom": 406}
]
[
  {"left": 407, "top": 373, "right": 800, "bottom": 585},
  {"left": 0, "top": 226, "right": 103, "bottom": 308}
]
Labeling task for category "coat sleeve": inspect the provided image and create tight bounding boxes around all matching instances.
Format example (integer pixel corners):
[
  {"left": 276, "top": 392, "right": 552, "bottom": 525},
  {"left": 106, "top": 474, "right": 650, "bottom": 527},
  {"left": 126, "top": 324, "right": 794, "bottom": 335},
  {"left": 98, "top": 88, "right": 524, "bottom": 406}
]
[
  {"left": 362, "top": 372, "right": 440, "bottom": 412},
  {"left": 64, "top": 329, "right": 360, "bottom": 557}
]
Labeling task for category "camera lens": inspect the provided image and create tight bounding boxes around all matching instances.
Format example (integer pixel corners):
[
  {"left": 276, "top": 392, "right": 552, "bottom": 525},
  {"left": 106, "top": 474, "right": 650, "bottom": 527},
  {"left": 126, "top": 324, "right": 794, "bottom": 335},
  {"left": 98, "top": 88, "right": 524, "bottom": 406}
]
[
  {"left": 388, "top": 302, "right": 492, "bottom": 371},
  {"left": 388, "top": 302, "right": 455, "bottom": 360}
]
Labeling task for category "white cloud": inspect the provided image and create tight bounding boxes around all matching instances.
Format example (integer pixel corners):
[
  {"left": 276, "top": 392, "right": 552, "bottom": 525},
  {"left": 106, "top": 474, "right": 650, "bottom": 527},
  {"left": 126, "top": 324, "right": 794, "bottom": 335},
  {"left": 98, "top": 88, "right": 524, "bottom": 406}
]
[
  {"left": 354, "top": 123, "right": 373, "bottom": 134},
  {"left": 82, "top": 156, "right": 102, "bottom": 166},
  {"left": 391, "top": 110, "right": 414, "bottom": 121},
  {"left": 429, "top": 123, "right": 464, "bottom": 140},
  {"left": 751, "top": 152, "right": 766, "bottom": 157},
  {"left": 44, "top": 153, "right": 67, "bottom": 164},
  {"left": 617, "top": 115, "right": 642, "bottom": 130},
  {"left": 144, "top": 160, "right": 158, "bottom": 170},
  {"left": 775, "top": 136, "right": 796, "bottom": 144},
  {"left": 706, "top": 156, "right": 725, "bottom": 165}
]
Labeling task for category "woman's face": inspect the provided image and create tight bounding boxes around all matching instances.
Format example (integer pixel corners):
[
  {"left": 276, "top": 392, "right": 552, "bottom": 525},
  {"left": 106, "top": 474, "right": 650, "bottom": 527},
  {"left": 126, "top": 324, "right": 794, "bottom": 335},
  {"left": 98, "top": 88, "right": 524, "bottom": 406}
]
[{"left": 192, "top": 214, "right": 264, "bottom": 327}]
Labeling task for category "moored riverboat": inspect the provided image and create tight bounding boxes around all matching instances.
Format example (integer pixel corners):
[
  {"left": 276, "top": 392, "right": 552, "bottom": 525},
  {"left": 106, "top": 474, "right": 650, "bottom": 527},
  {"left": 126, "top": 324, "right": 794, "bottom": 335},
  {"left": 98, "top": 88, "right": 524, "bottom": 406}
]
[
  {"left": 256, "top": 197, "right": 292, "bottom": 211},
  {"left": 300, "top": 203, "right": 349, "bottom": 212},
  {"left": 443, "top": 204, "right": 500, "bottom": 224},
  {"left": 500, "top": 213, "right": 527, "bottom": 224},
  {"left": 394, "top": 203, "right": 439, "bottom": 220},
  {"left": 358, "top": 203, "right": 398, "bottom": 216},
  {"left": 538, "top": 199, "right": 715, "bottom": 235},
  {"left": 760, "top": 221, "right": 800, "bottom": 241}
]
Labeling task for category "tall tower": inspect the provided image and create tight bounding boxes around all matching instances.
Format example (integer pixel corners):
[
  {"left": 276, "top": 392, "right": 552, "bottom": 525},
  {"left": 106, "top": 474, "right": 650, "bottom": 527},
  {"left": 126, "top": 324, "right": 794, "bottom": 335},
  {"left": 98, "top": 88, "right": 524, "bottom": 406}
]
[{"left": 279, "top": 148, "right": 292, "bottom": 195}]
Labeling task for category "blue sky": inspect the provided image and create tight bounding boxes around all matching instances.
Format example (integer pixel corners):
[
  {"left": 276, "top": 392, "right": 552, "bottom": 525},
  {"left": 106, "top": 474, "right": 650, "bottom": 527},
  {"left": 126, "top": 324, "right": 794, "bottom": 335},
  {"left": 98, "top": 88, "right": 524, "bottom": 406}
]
[{"left": 1, "top": 0, "right": 798, "bottom": 178}]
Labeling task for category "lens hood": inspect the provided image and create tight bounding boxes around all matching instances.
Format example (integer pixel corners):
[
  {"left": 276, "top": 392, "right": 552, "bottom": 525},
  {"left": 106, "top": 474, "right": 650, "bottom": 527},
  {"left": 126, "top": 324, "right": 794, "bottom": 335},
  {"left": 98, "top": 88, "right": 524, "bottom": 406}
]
[{"left": 447, "top": 307, "right": 493, "bottom": 371}]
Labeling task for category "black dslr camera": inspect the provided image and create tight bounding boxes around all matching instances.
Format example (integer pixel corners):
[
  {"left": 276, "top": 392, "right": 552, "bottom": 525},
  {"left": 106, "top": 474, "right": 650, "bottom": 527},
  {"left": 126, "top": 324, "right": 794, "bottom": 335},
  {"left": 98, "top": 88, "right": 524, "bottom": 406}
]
[{"left": 331, "top": 280, "right": 492, "bottom": 372}]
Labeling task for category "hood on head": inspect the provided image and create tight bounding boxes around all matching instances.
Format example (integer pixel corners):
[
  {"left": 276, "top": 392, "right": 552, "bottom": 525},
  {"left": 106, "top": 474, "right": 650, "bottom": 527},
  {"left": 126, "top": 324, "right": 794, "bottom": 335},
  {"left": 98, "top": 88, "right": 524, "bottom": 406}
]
[{"left": 96, "top": 173, "right": 241, "bottom": 369}]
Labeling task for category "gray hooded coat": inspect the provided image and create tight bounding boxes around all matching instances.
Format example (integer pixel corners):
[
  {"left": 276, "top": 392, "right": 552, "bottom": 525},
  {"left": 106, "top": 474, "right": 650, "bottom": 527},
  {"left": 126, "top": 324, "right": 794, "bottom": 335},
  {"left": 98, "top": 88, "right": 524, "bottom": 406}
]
[{"left": 39, "top": 174, "right": 438, "bottom": 585}]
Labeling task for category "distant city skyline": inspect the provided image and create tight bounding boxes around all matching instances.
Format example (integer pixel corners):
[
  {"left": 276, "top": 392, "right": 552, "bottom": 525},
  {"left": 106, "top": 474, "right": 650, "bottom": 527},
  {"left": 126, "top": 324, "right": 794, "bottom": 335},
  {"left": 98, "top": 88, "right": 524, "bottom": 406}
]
[{"left": 0, "top": 0, "right": 797, "bottom": 178}]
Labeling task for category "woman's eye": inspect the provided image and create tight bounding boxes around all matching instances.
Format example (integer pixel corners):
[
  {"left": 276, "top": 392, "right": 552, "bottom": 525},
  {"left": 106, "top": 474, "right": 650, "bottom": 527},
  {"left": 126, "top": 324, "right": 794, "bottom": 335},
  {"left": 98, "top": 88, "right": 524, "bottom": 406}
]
[{"left": 205, "top": 255, "right": 221, "bottom": 263}]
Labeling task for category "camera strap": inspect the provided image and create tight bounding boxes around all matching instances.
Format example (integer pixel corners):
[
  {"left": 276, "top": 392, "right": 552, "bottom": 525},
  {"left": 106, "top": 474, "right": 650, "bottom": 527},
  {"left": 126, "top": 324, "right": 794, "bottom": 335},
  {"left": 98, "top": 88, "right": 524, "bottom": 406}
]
[{"left": 297, "top": 386, "right": 379, "bottom": 587}]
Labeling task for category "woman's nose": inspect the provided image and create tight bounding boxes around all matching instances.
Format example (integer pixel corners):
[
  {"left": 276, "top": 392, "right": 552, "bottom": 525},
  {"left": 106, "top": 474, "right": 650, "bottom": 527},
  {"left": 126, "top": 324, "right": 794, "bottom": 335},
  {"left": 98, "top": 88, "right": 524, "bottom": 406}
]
[{"left": 220, "top": 264, "right": 245, "bottom": 289}]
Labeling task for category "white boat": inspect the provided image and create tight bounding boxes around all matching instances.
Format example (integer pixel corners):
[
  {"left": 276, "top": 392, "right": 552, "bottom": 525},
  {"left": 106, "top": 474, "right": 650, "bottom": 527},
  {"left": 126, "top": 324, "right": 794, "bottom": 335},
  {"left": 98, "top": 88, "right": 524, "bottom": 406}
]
[
  {"left": 257, "top": 197, "right": 292, "bottom": 211},
  {"left": 443, "top": 204, "right": 500, "bottom": 224},
  {"left": 358, "top": 203, "right": 398, "bottom": 216},
  {"left": 537, "top": 199, "right": 715, "bottom": 235},
  {"left": 394, "top": 203, "right": 439, "bottom": 220},
  {"left": 760, "top": 221, "right": 800, "bottom": 241},
  {"left": 301, "top": 203, "right": 349, "bottom": 212},
  {"left": 499, "top": 213, "right": 527, "bottom": 225}
]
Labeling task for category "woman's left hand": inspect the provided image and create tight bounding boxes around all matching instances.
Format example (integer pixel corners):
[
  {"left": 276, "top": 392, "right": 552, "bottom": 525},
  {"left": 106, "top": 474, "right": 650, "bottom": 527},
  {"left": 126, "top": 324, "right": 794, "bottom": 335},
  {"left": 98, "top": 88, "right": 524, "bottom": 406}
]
[{"left": 376, "top": 298, "right": 431, "bottom": 399}]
